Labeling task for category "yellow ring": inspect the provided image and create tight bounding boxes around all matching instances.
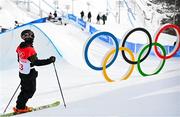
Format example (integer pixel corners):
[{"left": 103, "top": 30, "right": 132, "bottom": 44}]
[{"left": 102, "top": 47, "right": 135, "bottom": 82}]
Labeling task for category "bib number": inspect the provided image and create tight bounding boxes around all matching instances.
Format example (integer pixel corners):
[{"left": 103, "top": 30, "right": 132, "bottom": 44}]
[
  {"left": 19, "top": 63, "right": 23, "bottom": 70},
  {"left": 19, "top": 59, "right": 31, "bottom": 74}
]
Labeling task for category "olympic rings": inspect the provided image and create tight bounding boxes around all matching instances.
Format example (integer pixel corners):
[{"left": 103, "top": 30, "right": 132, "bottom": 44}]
[
  {"left": 121, "top": 28, "right": 152, "bottom": 64},
  {"left": 154, "top": 24, "right": 180, "bottom": 59},
  {"left": 84, "top": 24, "right": 180, "bottom": 82},
  {"left": 137, "top": 42, "right": 166, "bottom": 76},
  {"left": 84, "top": 31, "right": 119, "bottom": 70},
  {"left": 103, "top": 47, "right": 135, "bottom": 82}
]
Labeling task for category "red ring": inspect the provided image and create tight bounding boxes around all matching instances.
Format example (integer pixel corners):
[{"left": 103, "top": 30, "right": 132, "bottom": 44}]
[{"left": 154, "top": 24, "right": 180, "bottom": 59}]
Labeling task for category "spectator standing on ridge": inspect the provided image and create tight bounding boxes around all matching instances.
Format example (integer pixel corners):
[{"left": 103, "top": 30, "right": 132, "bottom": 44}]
[
  {"left": 14, "top": 21, "right": 20, "bottom": 28},
  {"left": 102, "top": 14, "right": 107, "bottom": 25},
  {"left": 96, "top": 14, "right": 100, "bottom": 24},
  {"left": 53, "top": 11, "right": 57, "bottom": 19},
  {"left": 47, "top": 12, "right": 53, "bottom": 21},
  {"left": 80, "top": 10, "right": 84, "bottom": 19},
  {"left": 87, "top": 11, "right": 92, "bottom": 22}
]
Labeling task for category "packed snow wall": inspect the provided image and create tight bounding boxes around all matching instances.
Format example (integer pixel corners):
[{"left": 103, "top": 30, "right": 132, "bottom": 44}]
[{"left": 0, "top": 24, "right": 62, "bottom": 70}]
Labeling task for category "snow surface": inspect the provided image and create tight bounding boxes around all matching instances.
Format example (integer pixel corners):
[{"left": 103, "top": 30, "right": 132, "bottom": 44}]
[
  {"left": 0, "top": 0, "right": 180, "bottom": 116},
  {"left": 0, "top": 22, "right": 180, "bottom": 116}
]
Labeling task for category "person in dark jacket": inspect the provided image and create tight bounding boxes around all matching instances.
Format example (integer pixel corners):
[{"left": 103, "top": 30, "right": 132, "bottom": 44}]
[
  {"left": 14, "top": 20, "right": 20, "bottom": 28},
  {"left": 13, "top": 29, "right": 56, "bottom": 113},
  {"left": 96, "top": 14, "right": 100, "bottom": 24},
  {"left": 87, "top": 11, "right": 92, "bottom": 22},
  {"left": 53, "top": 11, "right": 57, "bottom": 19},
  {"left": 102, "top": 14, "right": 107, "bottom": 25},
  {"left": 80, "top": 10, "right": 84, "bottom": 19},
  {"left": 47, "top": 12, "right": 53, "bottom": 21}
]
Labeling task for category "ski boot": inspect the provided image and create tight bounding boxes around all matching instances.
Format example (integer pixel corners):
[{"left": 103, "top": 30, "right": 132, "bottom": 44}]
[{"left": 13, "top": 106, "right": 33, "bottom": 114}]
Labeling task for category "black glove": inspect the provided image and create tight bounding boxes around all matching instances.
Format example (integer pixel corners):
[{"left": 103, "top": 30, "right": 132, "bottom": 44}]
[{"left": 49, "top": 56, "right": 56, "bottom": 63}]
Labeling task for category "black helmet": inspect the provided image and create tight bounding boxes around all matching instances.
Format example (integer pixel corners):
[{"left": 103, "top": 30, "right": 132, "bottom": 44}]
[{"left": 21, "top": 29, "right": 34, "bottom": 41}]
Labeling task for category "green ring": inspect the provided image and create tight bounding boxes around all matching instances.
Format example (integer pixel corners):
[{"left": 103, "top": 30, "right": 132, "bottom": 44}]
[{"left": 137, "top": 42, "right": 166, "bottom": 76}]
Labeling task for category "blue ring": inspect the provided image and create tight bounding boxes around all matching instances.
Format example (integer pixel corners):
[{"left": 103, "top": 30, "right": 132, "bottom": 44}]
[{"left": 84, "top": 31, "right": 119, "bottom": 70}]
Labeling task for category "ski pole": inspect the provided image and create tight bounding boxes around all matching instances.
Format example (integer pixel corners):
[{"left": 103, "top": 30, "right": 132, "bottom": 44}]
[
  {"left": 3, "top": 83, "right": 20, "bottom": 113},
  {"left": 53, "top": 62, "right": 66, "bottom": 108}
]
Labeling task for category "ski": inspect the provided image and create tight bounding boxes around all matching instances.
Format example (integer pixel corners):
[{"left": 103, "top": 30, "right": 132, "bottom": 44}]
[{"left": 0, "top": 101, "right": 60, "bottom": 117}]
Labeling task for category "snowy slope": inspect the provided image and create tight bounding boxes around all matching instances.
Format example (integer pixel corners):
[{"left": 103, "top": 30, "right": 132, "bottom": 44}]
[
  {"left": 21, "top": 73, "right": 180, "bottom": 116},
  {"left": 0, "top": 22, "right": 180, "bottom": 116},
  {"left": 0, "top": 0, "right": 180, "bottom": 116}
]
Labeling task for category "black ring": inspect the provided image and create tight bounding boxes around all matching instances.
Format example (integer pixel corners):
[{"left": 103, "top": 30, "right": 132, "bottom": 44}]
[{"left": 121, "top": 28, "right": 152, "bottom": 64}]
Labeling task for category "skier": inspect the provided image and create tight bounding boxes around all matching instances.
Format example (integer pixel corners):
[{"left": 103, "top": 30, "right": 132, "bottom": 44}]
[{"left": 13, "top": 29, "right": 56, "bottom": 113}]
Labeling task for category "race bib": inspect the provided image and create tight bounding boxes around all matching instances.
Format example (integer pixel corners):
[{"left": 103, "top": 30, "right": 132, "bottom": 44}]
[{"left": 19, "top": 59, "right": 31, "bottom": 74}]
